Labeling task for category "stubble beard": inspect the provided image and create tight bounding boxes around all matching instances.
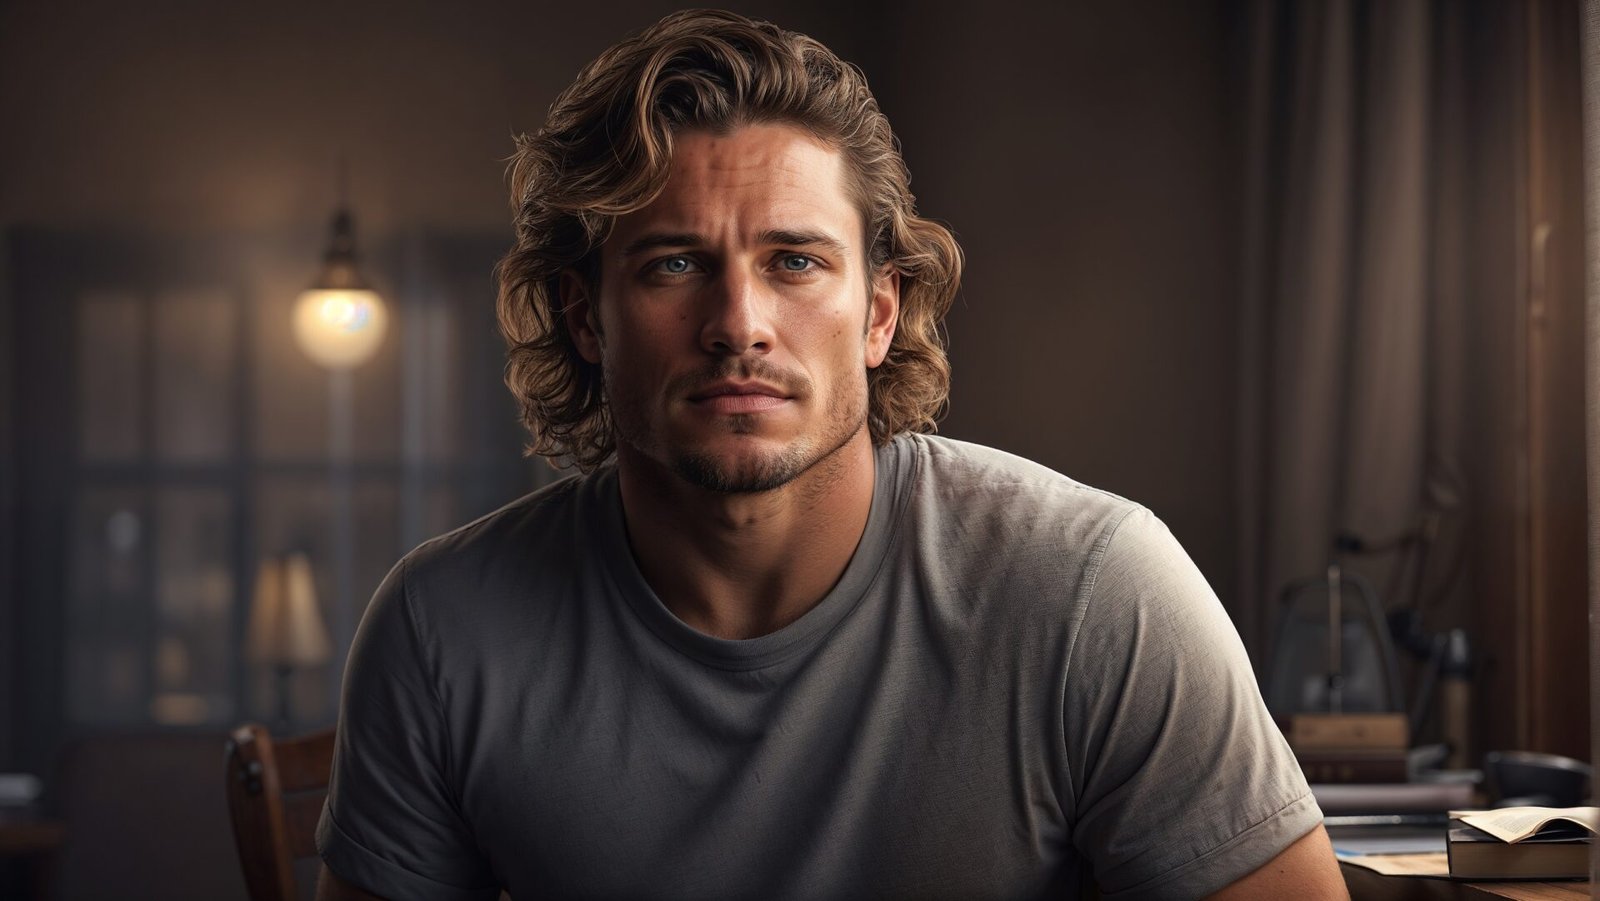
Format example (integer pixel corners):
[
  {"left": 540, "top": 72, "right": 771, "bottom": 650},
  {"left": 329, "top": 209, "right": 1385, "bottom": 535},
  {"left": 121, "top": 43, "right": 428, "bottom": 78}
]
[
  {"left": 609, "top": 362, "right": 869, "bottom": 495},
  {"left": 673, "top": 390, "right": 866, "bottom": 493}
]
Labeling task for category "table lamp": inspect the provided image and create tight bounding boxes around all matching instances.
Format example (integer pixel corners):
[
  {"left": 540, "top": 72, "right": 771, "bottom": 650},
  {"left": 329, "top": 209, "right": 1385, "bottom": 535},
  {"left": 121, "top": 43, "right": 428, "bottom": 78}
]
[{"left": 247, "top": 553, "right": 332, "bottom": 729}]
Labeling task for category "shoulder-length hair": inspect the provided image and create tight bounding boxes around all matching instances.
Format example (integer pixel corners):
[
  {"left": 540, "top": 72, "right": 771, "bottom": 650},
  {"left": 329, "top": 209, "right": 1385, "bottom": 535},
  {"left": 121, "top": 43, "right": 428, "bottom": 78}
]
[{"left": 496, "top": 8, "right": 963, "bottom": 471}]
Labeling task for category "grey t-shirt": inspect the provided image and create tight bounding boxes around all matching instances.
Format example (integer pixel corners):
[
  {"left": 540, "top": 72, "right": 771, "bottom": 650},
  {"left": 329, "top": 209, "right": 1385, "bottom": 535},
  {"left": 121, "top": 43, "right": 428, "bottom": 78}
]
[{"left": 317, "top": 434, "right": 1319, "bottom": 900}]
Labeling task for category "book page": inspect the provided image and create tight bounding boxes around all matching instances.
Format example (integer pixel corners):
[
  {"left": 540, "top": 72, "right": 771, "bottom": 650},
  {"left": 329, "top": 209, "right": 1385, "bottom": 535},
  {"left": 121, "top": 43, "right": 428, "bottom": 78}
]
[{"left": 1448, "top": 807, "right": 1599, "bottom": 843}]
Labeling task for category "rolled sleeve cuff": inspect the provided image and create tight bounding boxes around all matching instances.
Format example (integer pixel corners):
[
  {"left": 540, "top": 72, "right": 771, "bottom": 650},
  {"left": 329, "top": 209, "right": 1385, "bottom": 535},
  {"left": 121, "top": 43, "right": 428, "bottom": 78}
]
[
  {"left": 1101, "top": 791, "right": 1326, "bottom": 901},
  {"left": 316, "top": 809, "right": 502, "bottom": 901}
]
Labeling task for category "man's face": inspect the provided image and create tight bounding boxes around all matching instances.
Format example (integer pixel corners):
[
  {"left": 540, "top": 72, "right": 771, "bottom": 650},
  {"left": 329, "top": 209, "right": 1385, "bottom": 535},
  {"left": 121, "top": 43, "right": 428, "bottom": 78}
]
[{"left": 564, "top": 123, "right": 898, "bottom": 493}]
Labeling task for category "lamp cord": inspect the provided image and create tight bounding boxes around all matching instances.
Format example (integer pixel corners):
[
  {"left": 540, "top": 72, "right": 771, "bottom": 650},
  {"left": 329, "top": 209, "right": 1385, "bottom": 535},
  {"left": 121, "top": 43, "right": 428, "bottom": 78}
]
[{"left": 337, "top": 150, "right": 349, "bottom": 211}]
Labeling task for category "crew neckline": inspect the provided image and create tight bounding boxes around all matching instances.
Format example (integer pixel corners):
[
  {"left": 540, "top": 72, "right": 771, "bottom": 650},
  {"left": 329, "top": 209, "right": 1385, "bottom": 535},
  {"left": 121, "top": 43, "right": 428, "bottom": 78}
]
[{"left": 594, "top": 436, "right": 915, "bottom": 671}]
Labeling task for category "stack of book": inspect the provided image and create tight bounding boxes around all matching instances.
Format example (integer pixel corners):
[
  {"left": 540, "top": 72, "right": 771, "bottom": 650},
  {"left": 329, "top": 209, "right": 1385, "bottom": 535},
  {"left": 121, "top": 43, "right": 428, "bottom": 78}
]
[
  {"left": 1289, "top": 712, "right": 1477, "bottom": 817},
  {"left": 1446, "top": 807, "right": 1596, "bottom": 880},
  {"left": 1290, "top": 712, "right": 1410, "bottom": 784}
]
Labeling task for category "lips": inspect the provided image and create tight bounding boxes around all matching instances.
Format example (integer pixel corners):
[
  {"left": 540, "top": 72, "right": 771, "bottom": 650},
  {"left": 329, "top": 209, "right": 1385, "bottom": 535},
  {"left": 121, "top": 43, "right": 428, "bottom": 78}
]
[
  {"left": 687, "top": 381, "right": 792, "bottom": 414},
  {"left": 689, "top": 381, "right": 786, "bottom": 400}
]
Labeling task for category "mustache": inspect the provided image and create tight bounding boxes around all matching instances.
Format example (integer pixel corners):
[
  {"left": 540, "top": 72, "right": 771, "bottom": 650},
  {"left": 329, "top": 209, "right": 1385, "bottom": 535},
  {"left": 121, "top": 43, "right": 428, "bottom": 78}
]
[{"left": 669, "top": 358, "right": 812, "bottom": 400}]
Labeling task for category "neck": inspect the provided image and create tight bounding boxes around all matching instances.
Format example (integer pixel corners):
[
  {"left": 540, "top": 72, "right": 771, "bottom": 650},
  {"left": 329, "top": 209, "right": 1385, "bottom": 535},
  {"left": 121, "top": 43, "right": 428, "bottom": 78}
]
[{"left": 616, "top": 431, "right": 878, "bottom": 640}]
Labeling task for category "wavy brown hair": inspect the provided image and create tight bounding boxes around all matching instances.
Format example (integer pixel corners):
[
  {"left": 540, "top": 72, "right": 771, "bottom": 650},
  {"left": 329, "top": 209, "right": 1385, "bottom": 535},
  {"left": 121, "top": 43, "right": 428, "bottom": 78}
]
[{"left": 496, "top": 8, "right": 963, "bottom": 470}]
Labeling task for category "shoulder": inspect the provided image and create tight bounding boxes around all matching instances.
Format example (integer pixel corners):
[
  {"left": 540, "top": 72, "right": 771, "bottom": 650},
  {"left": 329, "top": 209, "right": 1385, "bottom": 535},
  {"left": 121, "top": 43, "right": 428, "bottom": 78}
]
[
  {"left": 888, "top": 434, "right": 1172, "bottom": 642},
  {"left": 905, "top": 433, "right": 1135, "bottom": 507},
  {"left": 898, "top": 433, "right": 1147, "bottom": 562},
  {"left": 402, "top": 469, "right": 591, "bottom": 584},
  {"left": 368, "top": 468, "right": 601, "bottom": 645}
]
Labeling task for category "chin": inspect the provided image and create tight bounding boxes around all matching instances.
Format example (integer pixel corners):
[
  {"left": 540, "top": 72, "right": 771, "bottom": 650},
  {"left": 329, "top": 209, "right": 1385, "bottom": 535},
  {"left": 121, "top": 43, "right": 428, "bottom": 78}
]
[
  {"left": 624, "top": 402, "right": 867, "bottom": 495},
  {"left": 670, "top": 443, "right": 812, "bottom": 494},
  {"left": 668, "top": 417, "right": 867, "bottom": 495}
]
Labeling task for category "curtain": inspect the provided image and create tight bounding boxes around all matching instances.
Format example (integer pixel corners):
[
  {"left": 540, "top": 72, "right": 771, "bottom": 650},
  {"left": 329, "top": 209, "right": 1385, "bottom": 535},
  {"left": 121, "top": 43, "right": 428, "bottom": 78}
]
[
  {"left": 1233, "top": 0, "right": 1538, "bottom": 757},
  {"left": 1238, "top": 0, "right": 1463, "bottom": 654}
]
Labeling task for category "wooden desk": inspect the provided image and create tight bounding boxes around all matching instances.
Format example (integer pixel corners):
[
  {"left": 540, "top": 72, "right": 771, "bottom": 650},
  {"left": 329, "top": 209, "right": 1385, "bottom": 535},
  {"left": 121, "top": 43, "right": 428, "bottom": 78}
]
[{"left": 1341, "top": 860, "right": 1590, "bottom": 900}]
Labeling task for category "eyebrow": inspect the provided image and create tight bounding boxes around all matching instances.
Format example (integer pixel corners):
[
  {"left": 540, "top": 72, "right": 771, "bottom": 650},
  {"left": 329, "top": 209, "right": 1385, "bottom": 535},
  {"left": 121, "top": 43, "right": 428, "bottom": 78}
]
[
  {"left": 616, "top": 228, "right": 851, "bottom": 259},
  {"left": 618, "top": 233, "right": 705, "bottom": 258},
  {"left": 759, "top": 229, "right": 850, "bottom": 258}
]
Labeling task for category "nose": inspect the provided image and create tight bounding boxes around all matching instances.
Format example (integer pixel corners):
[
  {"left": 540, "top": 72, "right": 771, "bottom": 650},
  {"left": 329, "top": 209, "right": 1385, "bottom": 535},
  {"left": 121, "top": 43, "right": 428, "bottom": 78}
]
[{"left": 698, "top": 267, "right": 774, "bottom": 356}]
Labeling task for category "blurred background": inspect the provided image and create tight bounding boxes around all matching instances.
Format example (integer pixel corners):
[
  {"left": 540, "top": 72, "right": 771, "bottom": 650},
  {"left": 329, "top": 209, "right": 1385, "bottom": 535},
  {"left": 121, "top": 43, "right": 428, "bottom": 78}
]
[{"left": 0, "top": 0, "right": 1590, "bottom": 897}]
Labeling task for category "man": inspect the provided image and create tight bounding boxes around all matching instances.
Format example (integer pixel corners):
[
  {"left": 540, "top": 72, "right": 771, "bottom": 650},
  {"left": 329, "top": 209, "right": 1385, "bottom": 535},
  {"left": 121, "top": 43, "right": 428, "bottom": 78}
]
[{"left": 317, "top": 10, "right": 1347, "bottom": 900}]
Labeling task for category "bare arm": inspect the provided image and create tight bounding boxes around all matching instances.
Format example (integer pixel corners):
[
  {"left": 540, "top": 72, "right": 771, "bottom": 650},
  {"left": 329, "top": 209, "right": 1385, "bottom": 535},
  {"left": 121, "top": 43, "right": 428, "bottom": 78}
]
[
  {"left": 316, "top": 865, "right": 386, "bottom": 901},
  {"left": 1202, "top": 824, "right": 1349, "bottom": 900}
]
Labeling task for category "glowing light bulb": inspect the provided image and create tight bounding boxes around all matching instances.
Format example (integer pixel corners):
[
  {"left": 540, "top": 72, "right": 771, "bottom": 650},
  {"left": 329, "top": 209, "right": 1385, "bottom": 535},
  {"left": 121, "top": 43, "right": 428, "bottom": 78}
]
[{"left": 292, "top": 288, "right": 387, "bottom": 368}]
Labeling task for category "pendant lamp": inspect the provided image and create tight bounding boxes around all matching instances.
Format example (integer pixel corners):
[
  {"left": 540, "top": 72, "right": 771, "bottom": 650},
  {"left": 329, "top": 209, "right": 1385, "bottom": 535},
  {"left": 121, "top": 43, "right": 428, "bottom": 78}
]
[{"left": 292, "top": 162, "right": 387, "bottom": 369}]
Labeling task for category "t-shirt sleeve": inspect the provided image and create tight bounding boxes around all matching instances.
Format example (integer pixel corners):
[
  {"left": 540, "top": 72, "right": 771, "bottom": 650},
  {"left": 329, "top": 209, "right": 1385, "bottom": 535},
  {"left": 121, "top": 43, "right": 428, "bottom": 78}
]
[
  {"left": 316, "top": 556, "right": 502, "bottom": 901},
  {"left": 1063, "top": 507, "right": 1322, "bottom": 900}
]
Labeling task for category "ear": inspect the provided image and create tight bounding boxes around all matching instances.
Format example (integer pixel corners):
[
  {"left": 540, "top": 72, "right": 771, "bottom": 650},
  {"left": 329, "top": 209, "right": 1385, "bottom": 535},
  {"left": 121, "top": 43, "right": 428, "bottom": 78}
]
[
  {"left": 559, "top": 269, "right": 604, "bottom": 364},
  {"left": 864, "top": 266, "right": 899, "bottom": 369}
]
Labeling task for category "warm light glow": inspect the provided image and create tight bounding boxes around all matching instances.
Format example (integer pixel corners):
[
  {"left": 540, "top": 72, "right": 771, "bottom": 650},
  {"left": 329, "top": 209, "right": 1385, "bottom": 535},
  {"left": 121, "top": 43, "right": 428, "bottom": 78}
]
[
  {"left": 292, "top": 288, "right": 388, "bottom": 368},
  {"left": 246, "top": 553, "right": 333, "bottom": 667},
  {"left": 149, "top": 692, "right": 211, "bottom": 725}
]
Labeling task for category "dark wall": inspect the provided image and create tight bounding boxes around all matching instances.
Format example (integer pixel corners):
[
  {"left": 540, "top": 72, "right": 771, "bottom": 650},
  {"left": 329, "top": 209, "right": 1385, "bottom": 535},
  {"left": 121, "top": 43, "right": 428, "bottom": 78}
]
[
  {"left": 0, "top": 0, "right": 876, "bottom": 234},
  {"left": 879, "top": 1, "right": 1240, "bottom": 602}
]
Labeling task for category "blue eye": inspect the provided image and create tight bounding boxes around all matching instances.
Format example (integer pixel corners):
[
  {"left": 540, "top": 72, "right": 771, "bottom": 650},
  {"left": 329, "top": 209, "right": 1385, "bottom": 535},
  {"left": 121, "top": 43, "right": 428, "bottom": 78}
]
[
  {"left": 781, "top": 255, "right": 812, "bottom": 271},
  {"left": 658, "top": 256, "right": 693, "bottom": 274}
]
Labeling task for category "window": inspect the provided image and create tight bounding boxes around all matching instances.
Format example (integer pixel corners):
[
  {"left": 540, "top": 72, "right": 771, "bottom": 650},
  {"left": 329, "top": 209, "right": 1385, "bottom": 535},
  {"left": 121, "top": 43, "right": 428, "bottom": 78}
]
[{"left": 8, "top": 229, "right": 546, "bottom": 756}]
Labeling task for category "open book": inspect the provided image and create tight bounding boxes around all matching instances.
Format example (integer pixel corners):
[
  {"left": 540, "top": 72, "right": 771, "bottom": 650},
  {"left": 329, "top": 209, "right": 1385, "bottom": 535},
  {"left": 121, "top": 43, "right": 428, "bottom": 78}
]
[
  {"left": 1449, "top": 807, "right": 1599, "bottom": 844},
  {"left": 1445, "top": 807, "right": 1596, "bottom": 880}
]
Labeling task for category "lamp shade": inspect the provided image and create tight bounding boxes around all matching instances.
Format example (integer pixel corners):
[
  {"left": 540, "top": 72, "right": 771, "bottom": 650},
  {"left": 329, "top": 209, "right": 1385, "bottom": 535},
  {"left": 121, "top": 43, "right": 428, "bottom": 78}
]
[{"left": 246, "top": 553, "right": 333, "bottom": 667}]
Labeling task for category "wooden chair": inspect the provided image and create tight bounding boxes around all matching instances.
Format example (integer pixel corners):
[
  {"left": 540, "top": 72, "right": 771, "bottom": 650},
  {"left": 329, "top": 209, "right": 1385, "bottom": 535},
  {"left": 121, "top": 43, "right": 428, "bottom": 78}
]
[{"left": 225, "top": 723, "right": 337, "bottom": 901}]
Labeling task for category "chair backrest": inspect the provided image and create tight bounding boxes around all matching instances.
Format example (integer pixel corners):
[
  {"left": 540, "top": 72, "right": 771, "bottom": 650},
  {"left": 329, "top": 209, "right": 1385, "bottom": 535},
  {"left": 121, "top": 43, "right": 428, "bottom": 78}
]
[
  {"left": 224, "top": 723, "right": 336, "bottom": 901},
  {"left": 1484, "top": 750, "right": 1593, "bottom": 808}
]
